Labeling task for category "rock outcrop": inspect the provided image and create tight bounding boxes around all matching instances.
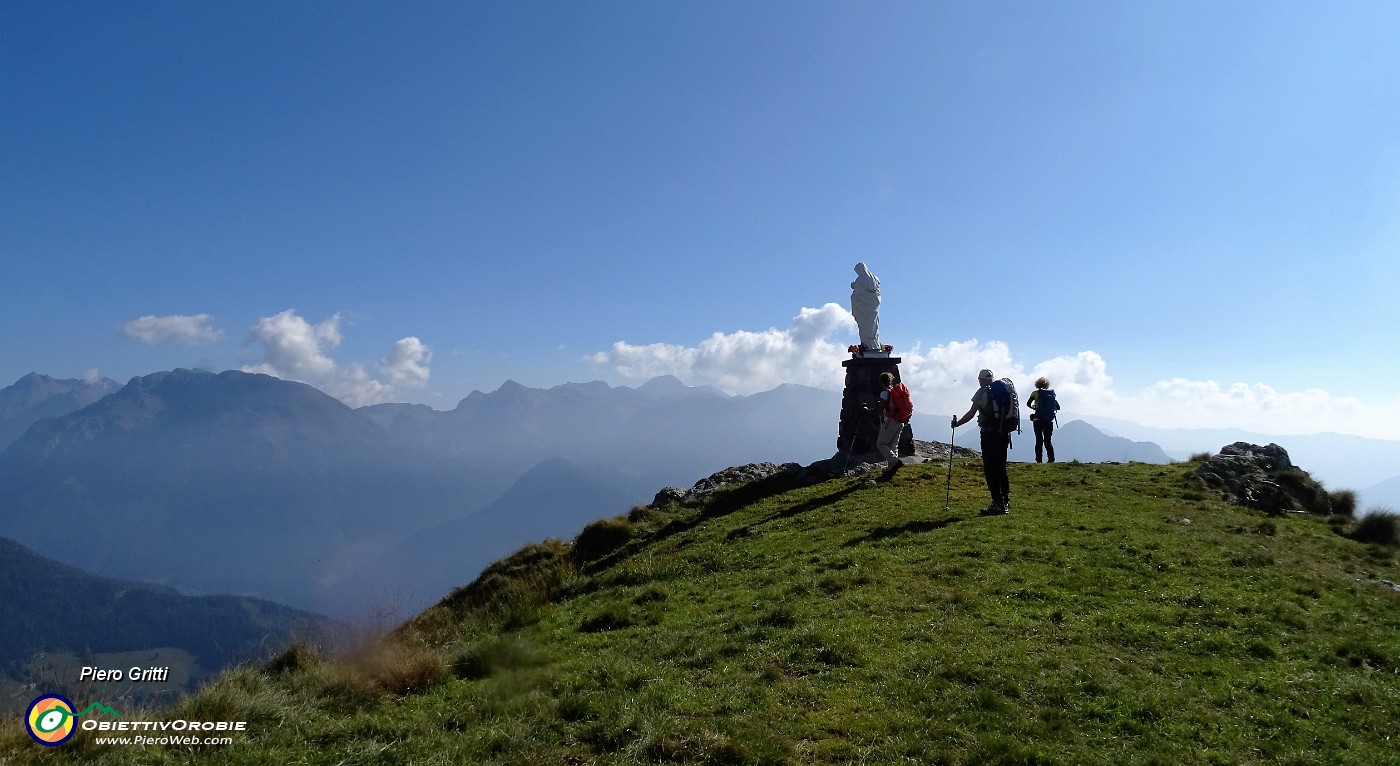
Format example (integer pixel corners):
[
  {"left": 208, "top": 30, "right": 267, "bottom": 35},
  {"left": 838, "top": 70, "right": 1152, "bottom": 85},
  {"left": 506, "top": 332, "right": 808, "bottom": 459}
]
[
  {"left": 650, "top": 440, "right": 977, "bottom": 507},
  {"left": 1194, "top": 442, "right": 1333, "bottom": 515},
  {"left": 651, "top": 462, "right": 803, "bottom": 507}
]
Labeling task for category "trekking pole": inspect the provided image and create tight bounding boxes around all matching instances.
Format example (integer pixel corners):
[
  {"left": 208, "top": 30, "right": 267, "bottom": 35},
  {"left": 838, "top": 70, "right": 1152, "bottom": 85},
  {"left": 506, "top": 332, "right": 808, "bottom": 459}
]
[
  {"left": 841, "top": 413, "right": 866, "bottom": 472},
  {"left": 944, "top": 420, "right": 956, "bottom": 512}
]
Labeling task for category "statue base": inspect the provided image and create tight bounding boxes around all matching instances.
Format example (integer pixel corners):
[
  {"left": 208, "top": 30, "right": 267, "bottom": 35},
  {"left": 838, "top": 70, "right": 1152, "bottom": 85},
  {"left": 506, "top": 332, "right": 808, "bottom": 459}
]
[{"left": 837, "top": 356, "right": 914, "bottom": 458}]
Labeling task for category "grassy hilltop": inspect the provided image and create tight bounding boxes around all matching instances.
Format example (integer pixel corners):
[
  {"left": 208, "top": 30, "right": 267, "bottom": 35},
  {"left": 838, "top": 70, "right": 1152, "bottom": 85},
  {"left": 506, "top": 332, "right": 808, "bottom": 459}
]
[{"left": 4, "top": 456, "right": 1398, "bottom": 765}]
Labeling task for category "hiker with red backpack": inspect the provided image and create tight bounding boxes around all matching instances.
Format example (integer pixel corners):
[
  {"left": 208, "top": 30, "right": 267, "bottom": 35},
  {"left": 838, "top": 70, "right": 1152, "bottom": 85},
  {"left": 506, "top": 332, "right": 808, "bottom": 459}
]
[
  {"left": 877, "top": 372, "right": 913, "bottom": 475},
  {"left": 952, "top": 369, "right": 1020, "bottom": 515}
]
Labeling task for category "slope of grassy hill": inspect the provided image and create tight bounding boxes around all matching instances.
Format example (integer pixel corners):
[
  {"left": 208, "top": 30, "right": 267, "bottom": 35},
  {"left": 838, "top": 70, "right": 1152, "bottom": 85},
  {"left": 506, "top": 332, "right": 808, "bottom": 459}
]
[{"left": 3, "top": 457, "right": 1397, "bottom": 765}]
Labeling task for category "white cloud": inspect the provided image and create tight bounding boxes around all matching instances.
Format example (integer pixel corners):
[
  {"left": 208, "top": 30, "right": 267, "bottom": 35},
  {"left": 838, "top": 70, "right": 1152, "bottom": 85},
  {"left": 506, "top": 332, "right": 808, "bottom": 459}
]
[
  {"left": 1115, "top": 378, "right": 1369, "bottom": 434},
  {"left": 591, "top": 305, "right": 1400, "bottom": 439},
  {"left": 590, "top": 303, "right": 855, "bottom": 395},
  {"left": 379, "top": 337, "right": 432, "bottom": 388},
  {"left": 243, "top": 310, "right": 341, "bottom": 379},
  {"left": 908, "top": 348, "right": 1389, "bottom": 438},
  {"left": 241, "top": 310, "right": 430, "bottom": 407},
  {"left": 894, "top": 340, "right": 1027, "bottom": 416},
  {"left": 122, "top": 314, "right": 223, "bottom": 345},
  {"left": 323, "top": 364, "right": 395, "bottom": 408}
]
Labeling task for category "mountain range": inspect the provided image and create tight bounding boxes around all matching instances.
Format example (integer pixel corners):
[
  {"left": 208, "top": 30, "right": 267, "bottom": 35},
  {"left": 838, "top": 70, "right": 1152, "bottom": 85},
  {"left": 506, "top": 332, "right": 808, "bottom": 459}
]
[
  {"left": 939, "top": 417, "right": 1171, "bottom": 465},
  {"left": 0, "top": 370, "right": 496, "bottom": 612},
  {"left": 1363, "top": 475, "right": 1400, "bottom": 514},
  {"left": 0, "top": 372, "right": 118, "bottom": 448},
  {"left": 359, "top": 376, "right": 840, "bottom": 497},
  {"left": 317, "top": 457, "right": 638, "bottom": 619},
  {"left": 2, "top": 369, "right": 1396, "bottom": 628}
]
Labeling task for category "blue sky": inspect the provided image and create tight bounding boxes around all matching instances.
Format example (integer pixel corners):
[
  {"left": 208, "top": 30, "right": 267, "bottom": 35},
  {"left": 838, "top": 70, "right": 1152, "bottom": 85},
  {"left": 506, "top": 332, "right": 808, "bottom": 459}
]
[{"left": 4, "top": 2, "right": 1398, "bottom": 437}]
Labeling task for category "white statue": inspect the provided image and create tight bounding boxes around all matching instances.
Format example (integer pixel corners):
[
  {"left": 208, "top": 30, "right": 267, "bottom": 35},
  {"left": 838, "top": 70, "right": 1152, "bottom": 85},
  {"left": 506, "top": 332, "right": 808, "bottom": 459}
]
[{"left": 851, "top": 262, "right": 881, "bottom": 350}]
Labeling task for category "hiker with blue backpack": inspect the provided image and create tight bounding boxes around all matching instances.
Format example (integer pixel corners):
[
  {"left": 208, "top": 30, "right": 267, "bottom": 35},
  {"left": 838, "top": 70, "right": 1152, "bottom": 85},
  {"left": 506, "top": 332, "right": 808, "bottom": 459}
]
[
  {"left": 952, "top": 369, "right": 1020, "bottom": 515},
  {"left": 1026, "top": 376, "right": 1060, "bottom": 463}
]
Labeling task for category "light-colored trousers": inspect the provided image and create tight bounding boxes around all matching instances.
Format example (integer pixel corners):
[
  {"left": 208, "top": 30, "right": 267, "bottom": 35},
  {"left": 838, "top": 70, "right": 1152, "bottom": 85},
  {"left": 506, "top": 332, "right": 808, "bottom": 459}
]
[{"left": 877, "top": 417, "right": 904, "bottom": 467}]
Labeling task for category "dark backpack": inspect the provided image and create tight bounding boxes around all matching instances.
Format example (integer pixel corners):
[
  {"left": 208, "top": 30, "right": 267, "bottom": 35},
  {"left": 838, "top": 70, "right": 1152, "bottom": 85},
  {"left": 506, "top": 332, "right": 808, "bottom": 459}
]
[
  {"left": 1033, "top": 389, "right": 1058, "bottom": 421},
  {"left": 886, "top": 383, "right": 913, "bottom": 422},
  {"left": 988, "top": 378, "right": 1021, "bottom": 435}
]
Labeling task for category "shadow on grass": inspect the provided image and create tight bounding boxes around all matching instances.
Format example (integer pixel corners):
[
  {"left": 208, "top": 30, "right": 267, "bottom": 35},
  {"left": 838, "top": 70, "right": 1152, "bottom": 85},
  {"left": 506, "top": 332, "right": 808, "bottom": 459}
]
[
  {"left": 843, "top": 515, "right": 965, "bottom": 548},
  {"left": 584, "top": 470, "right": 826, "bottom": 573},
  {"left": 726, "top": 482, "right": 867, "bottom": 541}
]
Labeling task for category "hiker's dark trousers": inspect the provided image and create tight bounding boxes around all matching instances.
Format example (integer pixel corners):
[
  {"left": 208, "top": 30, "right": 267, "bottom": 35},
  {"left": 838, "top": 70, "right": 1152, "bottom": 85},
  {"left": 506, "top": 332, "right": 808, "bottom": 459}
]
[
  {"left": 980, "top": 430, "right": 1010, "bottom": 506},
  {"left": 1033, "top": 418, "right": 1055, "bottom": 463}
]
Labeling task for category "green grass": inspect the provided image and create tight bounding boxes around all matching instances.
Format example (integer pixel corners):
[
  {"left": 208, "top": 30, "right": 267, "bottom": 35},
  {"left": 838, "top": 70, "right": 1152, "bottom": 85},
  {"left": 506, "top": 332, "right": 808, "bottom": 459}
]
[{"left": 4, "top": 460, "right": 1398, "bottom": 765}]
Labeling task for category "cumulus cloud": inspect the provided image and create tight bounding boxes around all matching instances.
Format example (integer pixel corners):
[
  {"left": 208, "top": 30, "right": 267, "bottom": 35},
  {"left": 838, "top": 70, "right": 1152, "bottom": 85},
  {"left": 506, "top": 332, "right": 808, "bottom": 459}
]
[
  {"left": 122, "top": 314, "right": 223, "bottom": 345},
  {"left": 1122, "top": 379, "right": 1368, "bottom": 434},
  {"left": 589, "top": 303, "right": 855, "bottom": 395},
  {"left": 243, "top": 311, "right": 342, "bottom": 379},
  {"left": 379, "top": 337, "right": 432, "bottom": 388},
  {"left": 902, "top": 347, "right": 1385, "bottom": 436},
  {"left": 591, "top": 306, "right": 1398, "bottom": 438},
  {"left": 894, "top": 340, "right": 1027, "bottom": 415},
  {"left": 590, "top": 305, "right": 1041, "bottom": 409},
  {"left": 241, "top": 310, "right": 430, "bottom": 407}
]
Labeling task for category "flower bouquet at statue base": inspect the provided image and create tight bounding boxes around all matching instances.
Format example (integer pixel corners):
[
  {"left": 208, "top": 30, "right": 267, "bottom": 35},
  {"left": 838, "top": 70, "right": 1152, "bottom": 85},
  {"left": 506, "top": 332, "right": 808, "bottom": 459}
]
[{"left": 848, "top": 344, "right": 893, "bottom": 358}]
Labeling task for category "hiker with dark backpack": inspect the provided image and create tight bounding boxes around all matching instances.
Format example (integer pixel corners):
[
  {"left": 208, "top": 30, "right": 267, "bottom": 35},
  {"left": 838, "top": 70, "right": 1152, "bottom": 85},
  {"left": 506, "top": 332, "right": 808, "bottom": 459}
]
[
  {"left": 876, "top": 372, "right": 913, "bottom": 476},
  {"left": 952, "top": 369, "right": 1019, "bottom": 515},
  {"left": 1026, "top": 376, "right": 1060, "bottom": 463}
]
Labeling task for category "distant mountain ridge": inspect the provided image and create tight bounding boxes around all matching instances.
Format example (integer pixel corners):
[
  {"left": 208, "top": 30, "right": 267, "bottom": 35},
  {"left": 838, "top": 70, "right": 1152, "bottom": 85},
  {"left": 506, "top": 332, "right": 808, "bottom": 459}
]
[
  {"left": 1361, "top": 475, "right": 1400, "bottom": 516},
  {"left": 909, "top": 412, "right": 1172, "bottom": 465},
  {"left": 361, "top": 376, "right": 840, "bottom": 497},
  {"left": 319, "top": 457, "right": 637, "bottom": 618},
  {"left": 0, "top": 372, "right": 119, "bottom": 449},
  {"left": 0, "top": 369, "right": 497, "bottom": 612}
]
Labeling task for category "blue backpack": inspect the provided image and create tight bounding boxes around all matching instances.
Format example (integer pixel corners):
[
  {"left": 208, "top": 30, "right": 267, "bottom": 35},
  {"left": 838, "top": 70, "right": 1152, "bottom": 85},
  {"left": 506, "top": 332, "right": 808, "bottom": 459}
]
[
  {"left": 1033, "top": 389, "right": 1059, "bottom": 421},
  {"left": 988, "top": 379, "right": 1021, "bottom": 435}
]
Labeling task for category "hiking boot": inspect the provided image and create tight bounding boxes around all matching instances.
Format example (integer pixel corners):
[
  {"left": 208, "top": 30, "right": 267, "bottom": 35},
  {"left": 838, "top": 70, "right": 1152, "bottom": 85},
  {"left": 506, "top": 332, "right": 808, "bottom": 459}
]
[{"left": 980, "top": 503, "right": 1007, "bottom": 516}]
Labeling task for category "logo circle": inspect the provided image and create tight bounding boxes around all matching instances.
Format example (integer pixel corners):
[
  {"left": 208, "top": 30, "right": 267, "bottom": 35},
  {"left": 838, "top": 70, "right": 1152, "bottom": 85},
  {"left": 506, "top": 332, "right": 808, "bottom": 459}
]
[{"left": 26, "top": 694, "right": 77, "bottom": 746}]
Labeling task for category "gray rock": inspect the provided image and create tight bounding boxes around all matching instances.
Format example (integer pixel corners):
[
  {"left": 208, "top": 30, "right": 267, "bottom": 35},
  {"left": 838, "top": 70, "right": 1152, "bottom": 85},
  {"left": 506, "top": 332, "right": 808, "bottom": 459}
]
[
  {"left": 687, "top": 462, "right": 802, "bottom": 497},
  {"left": 1193, "top": 442, "right": 1330, "bottom": 515},
  {"left": 650, "top": 486, "right": 688, "bottom": 507},
  {"left": 648, "top": 440, "right": 973, "bottom": 507},
  {"left": 650, "top": 462, "right": 803, "bottom": 507}
]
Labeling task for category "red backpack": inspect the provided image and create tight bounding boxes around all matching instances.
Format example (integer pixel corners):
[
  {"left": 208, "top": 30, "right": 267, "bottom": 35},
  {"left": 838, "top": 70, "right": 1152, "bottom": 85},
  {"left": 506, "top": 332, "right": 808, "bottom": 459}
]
[{"left": 887, "top": 383, "right": 913, "bottom": 423}]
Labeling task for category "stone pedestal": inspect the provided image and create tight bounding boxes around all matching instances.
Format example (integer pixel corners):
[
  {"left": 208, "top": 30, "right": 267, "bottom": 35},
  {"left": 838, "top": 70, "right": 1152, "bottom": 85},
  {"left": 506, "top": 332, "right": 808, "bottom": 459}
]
[{"left": 837, "top": 356, "right": 915, "bottom": 457}]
